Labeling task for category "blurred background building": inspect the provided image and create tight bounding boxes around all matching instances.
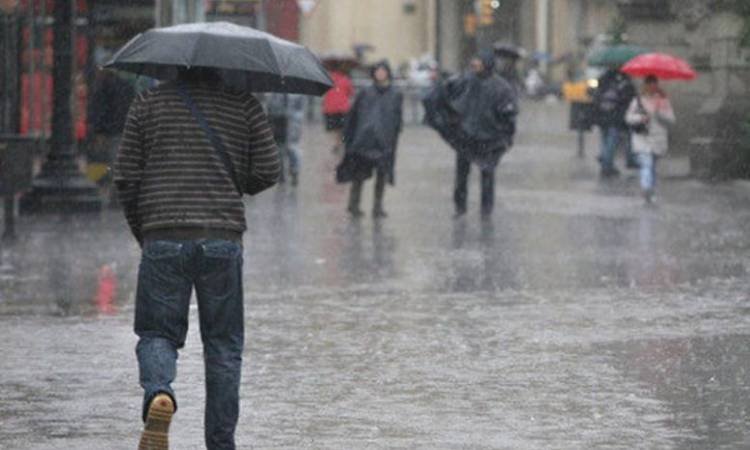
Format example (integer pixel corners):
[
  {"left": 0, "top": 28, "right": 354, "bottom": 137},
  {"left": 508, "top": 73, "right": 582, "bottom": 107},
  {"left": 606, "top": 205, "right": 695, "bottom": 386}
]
[
  {"left": 299, "top": 0, "right": 437, "bottom": 71},
  {"left": 0, "top": 0, "right": 748, "bottom": 179}
]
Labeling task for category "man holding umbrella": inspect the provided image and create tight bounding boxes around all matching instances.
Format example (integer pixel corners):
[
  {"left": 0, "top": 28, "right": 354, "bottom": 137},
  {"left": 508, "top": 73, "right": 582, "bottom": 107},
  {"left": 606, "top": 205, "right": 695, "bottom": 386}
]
[{"left": 108, "top": 22, "right": 332, "bottom": 450}]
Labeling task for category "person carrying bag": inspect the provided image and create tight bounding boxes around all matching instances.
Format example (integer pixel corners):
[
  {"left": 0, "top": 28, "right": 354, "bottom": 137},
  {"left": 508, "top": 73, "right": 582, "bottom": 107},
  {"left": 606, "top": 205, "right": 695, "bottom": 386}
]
[{"left": 625, "top": 75, "right": 676, "bottom": 204}]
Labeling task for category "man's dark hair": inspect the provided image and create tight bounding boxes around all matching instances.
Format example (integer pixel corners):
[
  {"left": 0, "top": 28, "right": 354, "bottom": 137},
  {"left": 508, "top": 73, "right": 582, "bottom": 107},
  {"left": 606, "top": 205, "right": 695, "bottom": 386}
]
[
  {"left": 370, "top": 60, "right": 393, "bottom": 81},
  {"left": 177, "top": 66, "right": 221, "bottom": 84}
]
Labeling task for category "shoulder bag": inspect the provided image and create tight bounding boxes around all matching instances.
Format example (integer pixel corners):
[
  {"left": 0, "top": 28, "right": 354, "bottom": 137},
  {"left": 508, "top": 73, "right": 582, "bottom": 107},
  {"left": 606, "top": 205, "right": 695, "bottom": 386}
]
[{"left": 176, "top": 85, "right": 243, "bottom": 194}]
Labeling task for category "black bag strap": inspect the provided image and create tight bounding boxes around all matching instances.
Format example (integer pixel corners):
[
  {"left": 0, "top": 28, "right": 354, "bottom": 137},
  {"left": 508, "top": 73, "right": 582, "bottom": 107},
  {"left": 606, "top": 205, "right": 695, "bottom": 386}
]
[
  {"left": 636, "top": 94, "right": 645, "bottom": 112},
  {"left": 176, "top": 84, "right": 242, "bottom": 194}
]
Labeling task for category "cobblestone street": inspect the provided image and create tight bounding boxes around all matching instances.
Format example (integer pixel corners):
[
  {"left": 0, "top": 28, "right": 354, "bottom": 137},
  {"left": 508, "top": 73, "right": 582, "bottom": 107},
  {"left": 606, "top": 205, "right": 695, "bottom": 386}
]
[{"left": 1, "top": 103, "right": 750, "bottom": 449}]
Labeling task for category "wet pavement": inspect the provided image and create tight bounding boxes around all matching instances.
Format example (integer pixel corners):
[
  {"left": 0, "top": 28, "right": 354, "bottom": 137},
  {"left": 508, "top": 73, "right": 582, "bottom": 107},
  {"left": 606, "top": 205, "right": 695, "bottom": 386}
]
[{"left": 1, "top": 102, "right": 750, "bottom": 449}]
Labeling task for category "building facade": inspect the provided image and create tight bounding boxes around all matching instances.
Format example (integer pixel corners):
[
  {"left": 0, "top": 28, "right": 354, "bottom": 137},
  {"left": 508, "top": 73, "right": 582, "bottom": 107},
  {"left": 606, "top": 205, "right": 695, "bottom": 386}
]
[
  {"left": 434, "top": 0, "right": 615, "bottom": 77},
  {"left": 299, "top": 0, "right": 437, "bottom": 70}
]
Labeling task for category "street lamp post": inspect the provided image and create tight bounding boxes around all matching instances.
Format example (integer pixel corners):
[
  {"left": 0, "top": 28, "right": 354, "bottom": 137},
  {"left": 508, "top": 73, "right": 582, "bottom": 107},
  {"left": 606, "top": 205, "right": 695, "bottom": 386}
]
[{"left": 20, "top": 0, "right": 102, "bottom": 214}]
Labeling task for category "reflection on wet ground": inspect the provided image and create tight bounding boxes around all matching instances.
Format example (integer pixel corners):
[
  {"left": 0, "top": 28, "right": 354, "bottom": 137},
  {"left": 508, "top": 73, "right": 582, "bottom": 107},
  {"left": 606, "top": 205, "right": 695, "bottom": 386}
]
[
  {"left": 1, "top": 115, "right": 749, "bottom": 448},
  {"left": 604, "top": 334, "right": 750, "bottom": 450}
]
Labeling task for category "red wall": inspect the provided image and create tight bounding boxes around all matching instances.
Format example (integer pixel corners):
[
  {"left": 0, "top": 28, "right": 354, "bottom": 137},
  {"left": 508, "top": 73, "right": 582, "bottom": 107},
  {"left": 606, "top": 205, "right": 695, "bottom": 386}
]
[
  {"left": 19, "top": 0, "right": 89, "bottom": 138},
  {"left": 265, "top": 0, "right": 299, "bottom": 42}
]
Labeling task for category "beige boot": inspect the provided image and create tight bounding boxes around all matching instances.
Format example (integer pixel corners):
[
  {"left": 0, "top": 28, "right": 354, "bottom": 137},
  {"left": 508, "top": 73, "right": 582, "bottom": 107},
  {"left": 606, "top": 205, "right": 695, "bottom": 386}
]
[{"left": 138, "top": 394, "right": 175, "bottom": 450}]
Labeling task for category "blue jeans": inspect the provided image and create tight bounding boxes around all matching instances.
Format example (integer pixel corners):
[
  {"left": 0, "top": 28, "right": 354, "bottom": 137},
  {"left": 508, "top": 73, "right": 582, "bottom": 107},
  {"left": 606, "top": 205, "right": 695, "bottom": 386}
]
[
  {"left": 637, "top": 153, "right": 658, "bottom": 191},
  {"left": 135, "top": 239, "right": 244, "bottom": 450},
  {"left": 278, "top": 143, "right": 300, "bottom": 182},
  {"left": 600, "top": 126, "right": 637, "bottom": 170},
  {"left": 286, "top": 144, "right": 300, "bottom": 175}
]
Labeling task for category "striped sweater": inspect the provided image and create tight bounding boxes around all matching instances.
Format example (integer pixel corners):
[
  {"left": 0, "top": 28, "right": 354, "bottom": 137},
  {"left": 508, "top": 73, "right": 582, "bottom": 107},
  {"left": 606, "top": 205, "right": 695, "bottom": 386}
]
[{"left": 114, "top": 81, "right": 280, "bottom": 243}]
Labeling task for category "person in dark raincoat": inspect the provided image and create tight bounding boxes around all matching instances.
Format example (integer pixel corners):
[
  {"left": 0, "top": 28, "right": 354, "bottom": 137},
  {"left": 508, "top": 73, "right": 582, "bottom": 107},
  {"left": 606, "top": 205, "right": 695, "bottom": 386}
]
[
  {"left": 495, "top": 56, "right": 522, "bottom": 95},
  {"left": 336, "top": 61, "right": 403, "bottom": 218},
  {"left": 423, "top": 50, "right": 518, "bottom": 218}
]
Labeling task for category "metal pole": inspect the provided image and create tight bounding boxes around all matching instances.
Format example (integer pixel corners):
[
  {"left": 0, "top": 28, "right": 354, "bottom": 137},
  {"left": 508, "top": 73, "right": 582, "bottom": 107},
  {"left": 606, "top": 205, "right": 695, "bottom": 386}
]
[
  {"left": 85, "top": 0, "right": 96, "bottom": 144},
  {"left": 2, "top": 195, "right": 15, "bottom": 241},
  {"left": 26, "top": 0, "right": 35, "bottom": 135},
  {"left": 12, "top": 9, "right": 21, "bottom": 133},
  {"left": 19, "top": 0, "right": 102, "bottom": 214},
  {"left": 536, "top": 0, "right": 549, "bottom": 74},
  {"left": 0, "top": 13, "right": 9, "bottom": 132},
  {"left": 50, "top": 0, "right": 74, "bottom": 161},
  {"left": 39, "top": 0, "right": 47, "bottom": 139}
]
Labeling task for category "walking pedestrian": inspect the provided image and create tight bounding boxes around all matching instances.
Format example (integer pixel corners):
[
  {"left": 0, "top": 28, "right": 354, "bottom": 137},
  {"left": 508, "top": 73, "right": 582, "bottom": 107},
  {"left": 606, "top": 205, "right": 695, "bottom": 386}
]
[
  {"left": 423, "top": 50, "right": 518, "bottom": 218},
  {"left": 336, "top": 61, "right": 403, "bottom": 218},
  {"left": 625, "top": 75, "right": 675, "bottom": 203},
  {"left": 267, "top": 93, "right": 306, "bottom": 186},
  {"left": 592, "top": 68, "right": 640, "bottom": 176},
  {"left": 114, "top": 67, "right": 280, "bottom": 450},
  {"left": 322, "top": 65, "right": 354, "bottom": 154}
]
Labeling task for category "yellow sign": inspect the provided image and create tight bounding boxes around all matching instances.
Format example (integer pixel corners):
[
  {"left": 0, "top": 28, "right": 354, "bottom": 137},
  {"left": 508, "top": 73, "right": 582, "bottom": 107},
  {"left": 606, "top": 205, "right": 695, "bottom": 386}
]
[
  {"left": 464, "top": 14, "right": 477, "bottom": 36},
  {"left": 562, "top": 80, "right": 592, "bottom": 103},
  {"left": 479, "top": 0, "right": 495, "bottom": 26}
]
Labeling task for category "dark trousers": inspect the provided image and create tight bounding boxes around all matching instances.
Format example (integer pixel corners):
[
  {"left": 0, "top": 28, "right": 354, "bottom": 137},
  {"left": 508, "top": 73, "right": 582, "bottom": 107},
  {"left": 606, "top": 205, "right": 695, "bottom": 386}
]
[
  {"left": 348, "top": 167, "right": 387, "bottom": 213},
  {"left": 135, "top": 239, "right": 244, "bottom": 450},
  {"left": 454, "top": 154, "right": 495, "bottom": 215},
  {"left": 600, "top": 125, "right": 638, "bottom": 170}
]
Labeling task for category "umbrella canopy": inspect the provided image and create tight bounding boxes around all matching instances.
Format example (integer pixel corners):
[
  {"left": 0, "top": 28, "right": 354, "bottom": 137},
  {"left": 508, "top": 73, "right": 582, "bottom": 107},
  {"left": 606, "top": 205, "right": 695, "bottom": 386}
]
[
  {"left": 104, "top": 22, "right": 332, "bottom": 96},
  {"left": 319, "top": 50, "right": 359, "bottom": 71},
  {"left": 621, "top": 53, "right": 696, "bottom": 80},
  {"left": 588, "top": 44, "right": 649, "bottom": 67},
  {"left": 493, "top": 42, "right": 526, "bottom": 59}
]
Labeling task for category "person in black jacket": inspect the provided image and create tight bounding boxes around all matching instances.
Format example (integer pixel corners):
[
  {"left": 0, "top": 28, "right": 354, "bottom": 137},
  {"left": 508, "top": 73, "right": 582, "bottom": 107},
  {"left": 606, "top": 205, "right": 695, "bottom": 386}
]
[
  {"left": 592, "top": 68, "right": 640, "bottom": 177},
  {"left": 336, "top": 61, "right": 403, "bottom": 218},
  {"left": 424, "top": 50, "right": 518, "bottom": 218}
]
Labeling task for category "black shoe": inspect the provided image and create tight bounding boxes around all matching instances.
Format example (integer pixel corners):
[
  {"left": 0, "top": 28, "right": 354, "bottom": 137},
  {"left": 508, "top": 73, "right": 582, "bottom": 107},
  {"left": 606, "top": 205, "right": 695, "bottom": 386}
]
[
  {"left": 348, "top": 208, "right": 364, "bottom": 218},
  {"left": 373, "top": 209, "right": 388, "bottom": 219},
  {"left": 626, "top": 160, "right": 641, "bottom": 169},
  {"left": 453, "top": 209, "right": 467, "bottom": 219},
  {"left": 600, "top": 167, "right": 621, "bottom": 178},
  {"left": 643, "top": 189, "right": 656, "bottom": 205},
  {"left": 290, "top": 172, "right": 299, "bottom": 186}
]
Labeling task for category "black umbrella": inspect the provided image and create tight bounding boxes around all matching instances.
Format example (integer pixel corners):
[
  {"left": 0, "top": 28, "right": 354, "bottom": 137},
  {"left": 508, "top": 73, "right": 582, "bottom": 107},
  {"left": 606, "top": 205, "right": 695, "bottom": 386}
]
[
  {"left": 319, "top": 50, "right": 359, "bottom": 72},
  {"left": 104, "top": 22, "right": 333, "bottom": 96},
  {"left": 493, "top": 42, "right": 525, "bottom": 59}
]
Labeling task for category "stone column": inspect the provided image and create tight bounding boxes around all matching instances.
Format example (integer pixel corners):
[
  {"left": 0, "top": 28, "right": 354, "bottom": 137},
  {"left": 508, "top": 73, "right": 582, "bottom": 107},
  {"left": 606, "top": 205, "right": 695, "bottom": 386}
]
[
  {"left": 693, "top": 12, "right": 750, "bottom": 178},
  {"left": 435, "top": 0, "right": 465, "bottom": 73},
  {"left": 535, "top": 0, "right": 550, "bottom": 73}
]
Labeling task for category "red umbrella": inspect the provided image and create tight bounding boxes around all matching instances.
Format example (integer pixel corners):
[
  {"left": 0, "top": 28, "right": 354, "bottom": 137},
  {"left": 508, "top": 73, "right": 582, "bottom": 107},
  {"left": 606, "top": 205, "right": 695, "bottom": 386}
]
[{"left": 621, "top": 53, "right": 696, "bottom": 80}]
